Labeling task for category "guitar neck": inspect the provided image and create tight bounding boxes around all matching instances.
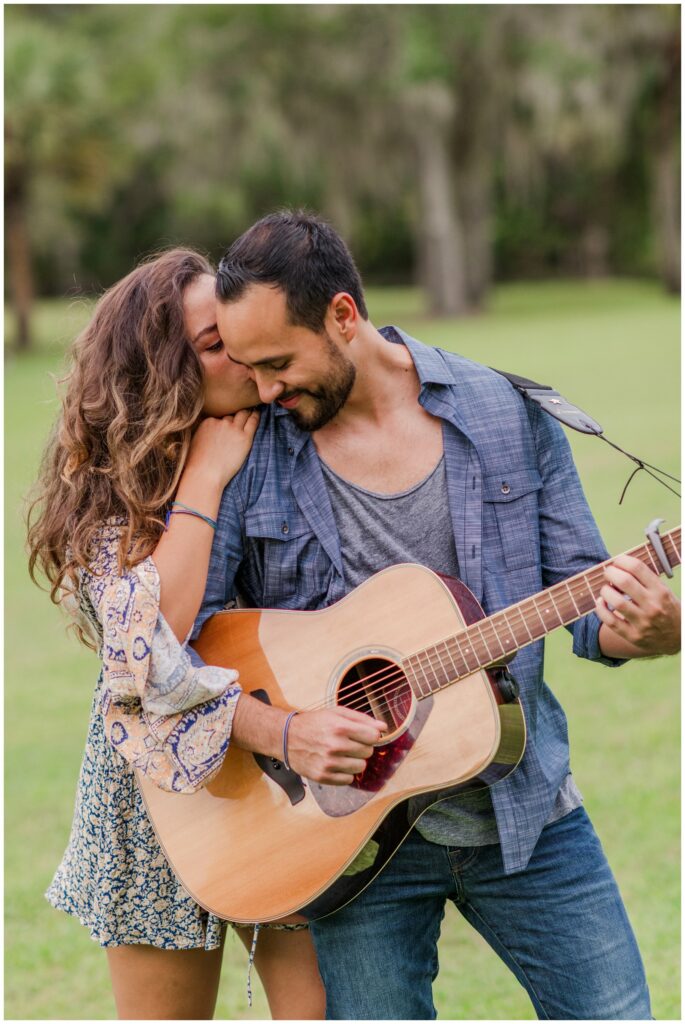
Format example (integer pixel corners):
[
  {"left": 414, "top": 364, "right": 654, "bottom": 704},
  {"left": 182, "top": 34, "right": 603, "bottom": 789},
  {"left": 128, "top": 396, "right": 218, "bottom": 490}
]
[{"left": 403, "top": 527, "right": 681, "bottom": 697}]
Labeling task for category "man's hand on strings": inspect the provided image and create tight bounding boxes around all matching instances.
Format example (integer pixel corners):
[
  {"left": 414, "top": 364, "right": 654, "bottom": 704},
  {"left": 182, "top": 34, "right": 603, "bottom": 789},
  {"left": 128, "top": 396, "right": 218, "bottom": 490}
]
[
  {"left": 596, "top": 554, "right": 681, "bottom": 658},
  {"left": 287, "top": 708, "right": 388, "bottom": 786}
]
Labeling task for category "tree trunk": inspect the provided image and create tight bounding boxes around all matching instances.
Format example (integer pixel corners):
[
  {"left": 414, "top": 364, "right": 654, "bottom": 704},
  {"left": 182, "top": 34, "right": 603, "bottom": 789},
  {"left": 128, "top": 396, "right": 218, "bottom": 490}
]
[
  {"left": 408, "top": 85, "right": 468, "bottom": 318},
  {"left": 650, "top": 30, "right": 680, "bottom": 295},
  {"left": 652, "top": 142, "right": 680, "bottom": 294},
  {"left": 459, "top": 155, "right": 494, "bottom": 309},
  {"left": 5, "top": 166, "right": 33, "bottom": 352}
]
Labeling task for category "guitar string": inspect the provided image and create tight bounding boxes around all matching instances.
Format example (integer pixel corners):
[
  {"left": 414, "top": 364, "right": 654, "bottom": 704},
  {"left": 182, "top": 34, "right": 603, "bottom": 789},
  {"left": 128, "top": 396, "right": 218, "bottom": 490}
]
[
  {"left": 301, "top": 577, "right": 679, "bottom": 720},
  {"left": 295, "top": 546, "right": 681, "bottom": 718},
  {"left": 287, "top": 538, "right": 681, "bottom": 718},
  {"left": 314, "top": 534, "right": 680, "bottom": 711},
  {"left": 299, "top": 586, "right": 625, "bottom": 717},
  {"left": 308, "top": 570, "right": 597, "bottom": 710},
  {"left": 297, "top": 566, "right": 614, "bottom": 714}
]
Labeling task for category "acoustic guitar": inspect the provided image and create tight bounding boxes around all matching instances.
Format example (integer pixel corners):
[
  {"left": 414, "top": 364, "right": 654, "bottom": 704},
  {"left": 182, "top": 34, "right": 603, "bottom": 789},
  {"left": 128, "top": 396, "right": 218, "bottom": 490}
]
[{"left": 137, "top": 525, "right": 680, "bottom": 923}]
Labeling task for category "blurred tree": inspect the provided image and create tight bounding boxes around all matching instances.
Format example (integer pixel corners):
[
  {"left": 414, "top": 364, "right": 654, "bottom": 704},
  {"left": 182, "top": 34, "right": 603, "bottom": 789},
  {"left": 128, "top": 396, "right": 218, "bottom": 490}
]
[
  {"left": 397, "top": 6, "right": 502, "bottom": 313},
  {"left": 5, "top": 7, "right": 134, "bottom": 348},
  {"left": 493, "top": 4, "right": 680, "bottom": 290},
  {"left": 5, "top": 3, "right": 680, "bottom": 338},
  {"left": 4, "top": 12, "right": 97, "bottom": 348},
  {"left": 639, "top": 6, "right": 680, "bottom": 293}
]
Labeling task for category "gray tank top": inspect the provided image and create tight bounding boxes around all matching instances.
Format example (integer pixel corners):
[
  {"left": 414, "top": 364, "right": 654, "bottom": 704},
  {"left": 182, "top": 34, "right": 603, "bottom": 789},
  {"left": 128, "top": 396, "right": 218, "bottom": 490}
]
[
  {"left": 319, "top": 454, "right": 582, "bottom": 847},
  {"left": 320, "top": 455, "right": 459, "bottom": 588}
]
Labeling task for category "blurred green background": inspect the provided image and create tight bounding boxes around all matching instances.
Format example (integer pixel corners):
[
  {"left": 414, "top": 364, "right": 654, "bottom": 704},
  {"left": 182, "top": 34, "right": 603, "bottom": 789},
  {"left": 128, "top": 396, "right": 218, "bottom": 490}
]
[
  {"left": 4, "top": 3, "right": 681, "bottom": 1020},
  {"left": 5, "top": 3, "right": 680, "bottom": 347}
]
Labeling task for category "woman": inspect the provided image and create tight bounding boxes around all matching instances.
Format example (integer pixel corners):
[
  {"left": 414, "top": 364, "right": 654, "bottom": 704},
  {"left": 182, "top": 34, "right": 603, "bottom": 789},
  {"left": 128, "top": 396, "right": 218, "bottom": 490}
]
[{"left": 27, "top": 249, "right": 325, "bottom": 1020}]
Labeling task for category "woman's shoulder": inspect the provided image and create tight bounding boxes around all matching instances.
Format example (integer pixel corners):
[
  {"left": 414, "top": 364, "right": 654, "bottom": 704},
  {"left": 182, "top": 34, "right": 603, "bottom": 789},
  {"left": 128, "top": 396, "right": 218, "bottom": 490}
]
[
  {"left": 81, "top": 517, "right": 160, "bottom": 605},
  {"left": 85, "top": 517, "right": 128, "bottom": 574}
]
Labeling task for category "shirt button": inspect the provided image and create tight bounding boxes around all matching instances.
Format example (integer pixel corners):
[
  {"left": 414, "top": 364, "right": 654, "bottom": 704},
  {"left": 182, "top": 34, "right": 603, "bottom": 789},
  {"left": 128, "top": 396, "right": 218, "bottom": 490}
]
[
  {"left": 501, "top": 482, "right": 511, "bottom": 495},
  {"left": 287, "top": 446, "right": 295, "bottom": 456},
  {"left": 281, "top": 522, "right": 289, "bottom": 535}
]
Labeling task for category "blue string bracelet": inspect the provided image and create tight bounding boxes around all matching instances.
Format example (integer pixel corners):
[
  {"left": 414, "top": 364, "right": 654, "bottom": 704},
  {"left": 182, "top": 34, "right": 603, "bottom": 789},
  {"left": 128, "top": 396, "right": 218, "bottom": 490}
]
[
  {"left": 282, "top": 710, "right": 299, "bottom": 771},
  {"left": 164, "top": 501, "right": 218, "bottom": 532}
]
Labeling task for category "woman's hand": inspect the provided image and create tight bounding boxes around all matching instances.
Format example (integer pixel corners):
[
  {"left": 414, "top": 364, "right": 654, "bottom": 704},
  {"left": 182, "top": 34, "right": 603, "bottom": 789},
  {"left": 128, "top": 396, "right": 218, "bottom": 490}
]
[
  {"left": 184, "top": 408, "right": 260, "bottom": 492},
  {"left": 154, "top": 408, "right": 259, "bottom": 642}
]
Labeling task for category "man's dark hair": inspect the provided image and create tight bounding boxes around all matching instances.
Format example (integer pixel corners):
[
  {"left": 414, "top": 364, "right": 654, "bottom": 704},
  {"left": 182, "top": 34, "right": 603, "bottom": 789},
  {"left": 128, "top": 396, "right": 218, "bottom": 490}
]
[{"left": 216, "top": 210, "right": 368, "bottom": 331}]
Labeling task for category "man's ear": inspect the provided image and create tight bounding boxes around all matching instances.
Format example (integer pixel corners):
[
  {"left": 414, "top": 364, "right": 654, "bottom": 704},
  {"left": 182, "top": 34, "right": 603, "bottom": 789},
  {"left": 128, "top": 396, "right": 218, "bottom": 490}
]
[{"left": 328, "top": 292, "right": 358, "bottom": 342}]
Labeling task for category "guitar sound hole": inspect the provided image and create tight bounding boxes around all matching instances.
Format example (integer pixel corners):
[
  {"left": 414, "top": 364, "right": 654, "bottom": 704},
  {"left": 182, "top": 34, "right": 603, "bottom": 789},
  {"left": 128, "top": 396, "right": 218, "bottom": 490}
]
[{"left": 337, "top": 657, "right": 413, "bottom": 735}]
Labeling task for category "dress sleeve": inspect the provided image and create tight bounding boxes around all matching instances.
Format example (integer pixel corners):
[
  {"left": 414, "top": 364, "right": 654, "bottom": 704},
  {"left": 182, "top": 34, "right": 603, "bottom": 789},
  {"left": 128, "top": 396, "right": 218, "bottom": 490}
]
[{"left": 84, "top": 525, "right": 242, "bottom": 793}]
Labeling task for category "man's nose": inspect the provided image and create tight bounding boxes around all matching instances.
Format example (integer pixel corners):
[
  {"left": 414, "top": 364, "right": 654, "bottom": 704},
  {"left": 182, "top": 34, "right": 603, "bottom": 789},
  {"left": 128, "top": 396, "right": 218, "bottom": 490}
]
[{"left": 255, "top": 376, "right": 285, "bottom": 404}]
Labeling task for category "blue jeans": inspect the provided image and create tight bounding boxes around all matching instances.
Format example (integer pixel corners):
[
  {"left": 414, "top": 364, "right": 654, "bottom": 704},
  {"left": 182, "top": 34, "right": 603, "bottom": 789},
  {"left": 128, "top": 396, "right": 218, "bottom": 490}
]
[{"left": 310, "top": 808, "right": 651, "bottom": 1020}]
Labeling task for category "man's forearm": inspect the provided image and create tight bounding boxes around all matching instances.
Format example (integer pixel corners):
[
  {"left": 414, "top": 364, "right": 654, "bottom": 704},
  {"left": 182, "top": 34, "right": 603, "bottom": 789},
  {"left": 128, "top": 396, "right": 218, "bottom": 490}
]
[
  {"left": 231, "top": 692, "right": 288, "bottom": 759},
  {"left": 229, "top": 692, "right": 388, "bottom": 786}
]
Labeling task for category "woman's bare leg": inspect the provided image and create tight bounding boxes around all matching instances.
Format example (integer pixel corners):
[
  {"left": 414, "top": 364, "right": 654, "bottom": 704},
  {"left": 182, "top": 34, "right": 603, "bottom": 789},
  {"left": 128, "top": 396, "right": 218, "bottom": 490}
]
[
  {"left": 106, "top": 940, "right": 225, "bottom": 1020},
  {"left": 235, "top": 926, "right": 325, "bottom": 1020}
]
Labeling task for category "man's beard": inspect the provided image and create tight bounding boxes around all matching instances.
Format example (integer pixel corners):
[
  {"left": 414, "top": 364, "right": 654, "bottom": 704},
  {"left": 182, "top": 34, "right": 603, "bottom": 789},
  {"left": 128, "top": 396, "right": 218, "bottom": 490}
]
[{"left": 285, "top": 335, "right": 356, "bottom": 432}]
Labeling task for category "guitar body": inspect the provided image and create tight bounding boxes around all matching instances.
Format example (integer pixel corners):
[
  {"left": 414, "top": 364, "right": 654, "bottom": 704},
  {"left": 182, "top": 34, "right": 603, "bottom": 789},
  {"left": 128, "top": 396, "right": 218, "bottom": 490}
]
[{"left": 137, "top": 564, "right": 526, "bottom": 923}]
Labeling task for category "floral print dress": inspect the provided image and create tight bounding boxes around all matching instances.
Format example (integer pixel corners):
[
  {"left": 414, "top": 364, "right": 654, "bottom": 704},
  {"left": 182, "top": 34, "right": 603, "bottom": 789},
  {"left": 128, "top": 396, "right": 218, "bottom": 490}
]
[{"left": 46, "top": 523, "right": 243, "bottom": 949}]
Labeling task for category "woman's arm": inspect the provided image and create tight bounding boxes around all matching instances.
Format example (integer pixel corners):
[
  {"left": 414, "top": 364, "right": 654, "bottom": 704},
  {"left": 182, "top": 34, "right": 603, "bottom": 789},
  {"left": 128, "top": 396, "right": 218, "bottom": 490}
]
[
  {"left": 83, "top": 523, "right": 242, "bottom": 793},
  {"left": 79, "top": 411, "right": 257, "bottom": 793},
  {"left": 152, "top": 409, "right": 259, "bottom": 641}
]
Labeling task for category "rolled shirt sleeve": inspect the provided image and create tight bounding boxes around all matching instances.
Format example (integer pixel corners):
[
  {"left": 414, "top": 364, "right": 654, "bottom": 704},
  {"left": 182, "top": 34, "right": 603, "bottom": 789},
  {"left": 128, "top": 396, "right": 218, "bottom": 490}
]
[{"left": 530, "top": 402, "right": 627, "bottom": 668}]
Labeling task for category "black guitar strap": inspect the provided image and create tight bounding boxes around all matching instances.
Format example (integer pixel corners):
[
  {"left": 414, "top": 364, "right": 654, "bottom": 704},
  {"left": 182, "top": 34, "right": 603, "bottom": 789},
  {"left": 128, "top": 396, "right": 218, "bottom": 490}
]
[
  {"left": 491, "top": 368, "right": 603, "bottom": 435},
  {"left": 492, "top": 368, "right": 680, "bottom": 501}
]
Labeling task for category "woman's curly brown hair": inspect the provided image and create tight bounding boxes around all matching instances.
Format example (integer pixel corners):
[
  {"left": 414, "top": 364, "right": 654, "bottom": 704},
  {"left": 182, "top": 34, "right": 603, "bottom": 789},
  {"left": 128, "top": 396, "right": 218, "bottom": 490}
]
[{"left": 27, "top": 248, "right": 214, "bottom": 644}]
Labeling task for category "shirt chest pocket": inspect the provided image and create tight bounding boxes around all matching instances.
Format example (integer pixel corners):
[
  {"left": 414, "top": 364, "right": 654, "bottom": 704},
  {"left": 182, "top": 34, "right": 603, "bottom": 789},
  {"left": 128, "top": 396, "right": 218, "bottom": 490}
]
[
  {"left": 482, "top": 469, "right": 543, "bottom": 571},
  {"left": 244, "top": 508, "right": 321, "bottom": 606}
]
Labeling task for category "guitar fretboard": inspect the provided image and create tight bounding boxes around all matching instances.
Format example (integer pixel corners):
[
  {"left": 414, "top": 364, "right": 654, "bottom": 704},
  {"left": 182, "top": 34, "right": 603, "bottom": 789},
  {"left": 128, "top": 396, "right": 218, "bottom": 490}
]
[{"left": 402, "top": 528, "right": 681, "bottom": 697}]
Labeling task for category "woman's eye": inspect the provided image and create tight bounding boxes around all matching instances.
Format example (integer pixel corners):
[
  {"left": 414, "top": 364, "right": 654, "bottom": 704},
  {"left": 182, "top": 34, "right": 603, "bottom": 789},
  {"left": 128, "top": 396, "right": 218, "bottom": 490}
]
[{"left": 206, "top": 340, "right": 224, "bottom": 353}]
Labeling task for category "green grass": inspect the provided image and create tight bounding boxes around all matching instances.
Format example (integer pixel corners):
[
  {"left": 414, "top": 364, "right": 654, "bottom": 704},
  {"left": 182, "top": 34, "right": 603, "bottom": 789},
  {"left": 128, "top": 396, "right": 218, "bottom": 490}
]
[{"left": 5, "top": 280, "right": 680, "bottom": 1019}]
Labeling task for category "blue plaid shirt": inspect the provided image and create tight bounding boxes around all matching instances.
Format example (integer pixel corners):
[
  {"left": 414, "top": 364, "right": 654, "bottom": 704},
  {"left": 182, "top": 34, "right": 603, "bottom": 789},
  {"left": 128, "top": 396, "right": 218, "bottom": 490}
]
[{"left": 195, "top": 327, "right": 622, "bottom": 874}]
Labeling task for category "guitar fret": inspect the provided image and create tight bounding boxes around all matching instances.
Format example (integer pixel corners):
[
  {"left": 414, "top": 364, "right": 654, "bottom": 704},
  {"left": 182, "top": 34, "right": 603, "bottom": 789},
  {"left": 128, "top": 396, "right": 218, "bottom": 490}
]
[
  {"left": 535, "top": 592, "right": 563, "bottom": 629},
  {"left": 548, "top": 587, "right": 572, "bottom": 624},
  {"left": 415, "top": 654, "right": 434, "bottom": 695},
  {"left": 424, "top": 646, "right": 451, "bottom": 691},
  {"left": 447, "top": 637, "right": 472, "bottom": 678},
  {"left": 564, "top": 580, "right": 582, "bottom": 617},
  {"left": 402, "top": 662, "right": 418, "bottom": 697},
  {"left": 486, "top": 619, "right": 508, "bottom": 659},
  {"left": 514, "top": 603, "right": 535, "bottom": 641},
  {"left": 588, "top": 566, "right": 605, "bottom": 594},
  {"left": 525, "top": 598, "right": 548, "bottom": 637},
  {"left": 485, "top": 614, "right": 511, "bottom": 655},
  {"left": 406, "top": 659, "right": 430, "bottom": 698},
  {"left": 644, "top": 544, "right": 660, "bottom": 574},
  {"left": 474, "top": 621, "right": 499, "bottom": 664},
  {"left": 497, "top": 611, "right": 519, "bottom": 654},
  {"left": 577, "top": 574, "right": 597, "bottom": 608},
  {"left": 664, "top": 532, "right": 682, "bottom": 566},
  {"left": 439, "top": 640, "right": 461, "bottom": 683},
  {"left": 460, "top": 632, "right": 479, "bottom": 673}
]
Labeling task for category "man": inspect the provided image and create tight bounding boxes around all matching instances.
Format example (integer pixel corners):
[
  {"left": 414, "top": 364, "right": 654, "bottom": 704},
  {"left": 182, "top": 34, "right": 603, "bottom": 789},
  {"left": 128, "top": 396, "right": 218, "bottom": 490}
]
[{"left": 194, "top": 211, "right": 680, "bottom": 1019}]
